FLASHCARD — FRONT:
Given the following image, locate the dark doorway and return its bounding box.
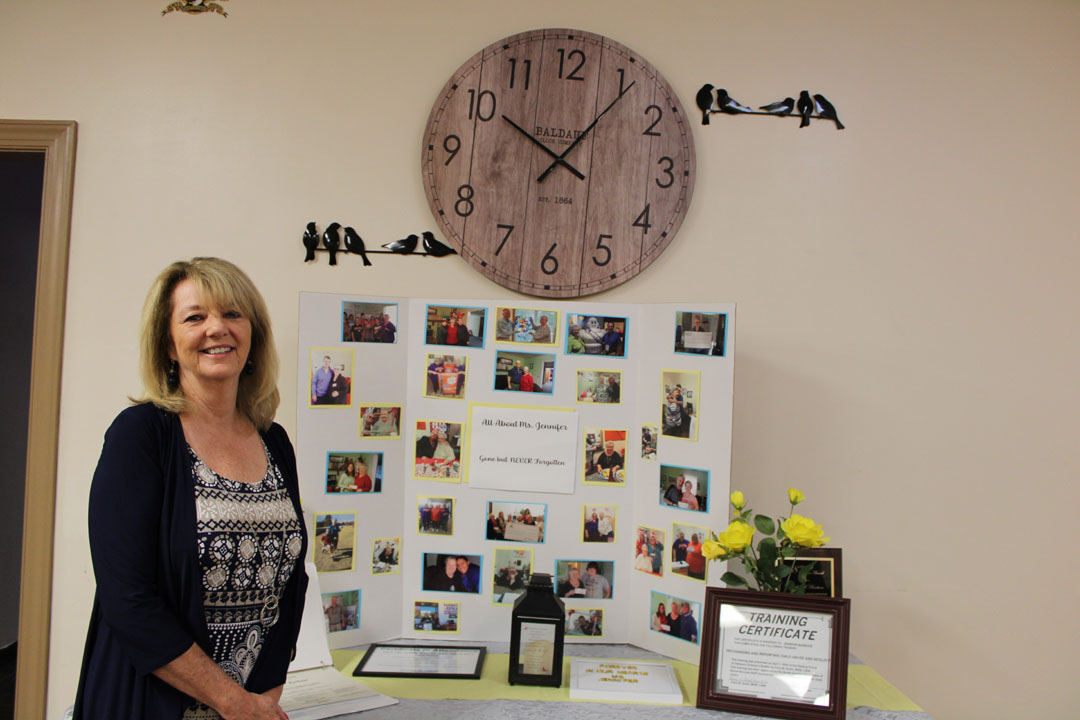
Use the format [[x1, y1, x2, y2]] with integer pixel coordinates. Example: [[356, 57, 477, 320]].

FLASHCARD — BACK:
[[0, 149, 45, 718]]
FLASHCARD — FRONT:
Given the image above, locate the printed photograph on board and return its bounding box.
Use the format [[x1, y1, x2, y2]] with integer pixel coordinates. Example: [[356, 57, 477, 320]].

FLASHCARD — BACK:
[[634, 526, 665, 577], [554, 560, 614, 600], [322, 589, 360, 633], [422, 552, 481, 594], [670, 522, 709, 582], [413, 420, 463, 481], [582, 504, 617, 543], [566, 314, 627, 357], [673, 311, 726, 356], [641, 424, 658, 460], [486, 500, 546, 543], [313, 513, 355, 573], [417, 496, 454, 536], [414, 601, 459, 633], [659, 464, 710, 513], [649, 590, 701, 644], [492, 547, 534, 605], [371, 537, 400, 576], [359, 405, 401, 438], [425, 304, 486, 348], [494, 306, 559, 345], [424, 353, 467, 399], [576, 370, 621, 404], [565, 608, 604, 637], [660, 369, 700, 440], [309, 348, 354, 407], [583, 428, 627, 485], [494, 350, 555, 393], [342, 301, 398, 343], [325, 452, 382, 494]]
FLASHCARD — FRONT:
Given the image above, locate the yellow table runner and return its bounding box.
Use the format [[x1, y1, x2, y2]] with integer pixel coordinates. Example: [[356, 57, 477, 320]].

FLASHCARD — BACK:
[[331, 650, 922, 711]]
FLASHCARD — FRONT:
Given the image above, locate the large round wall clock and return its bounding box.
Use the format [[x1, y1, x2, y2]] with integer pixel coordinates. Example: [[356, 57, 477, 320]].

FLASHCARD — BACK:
[[421, 28, 696, 298]]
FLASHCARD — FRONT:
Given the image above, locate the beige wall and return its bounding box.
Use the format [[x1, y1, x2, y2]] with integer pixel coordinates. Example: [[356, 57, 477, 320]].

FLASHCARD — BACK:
[[2, 1, 1078, 718]]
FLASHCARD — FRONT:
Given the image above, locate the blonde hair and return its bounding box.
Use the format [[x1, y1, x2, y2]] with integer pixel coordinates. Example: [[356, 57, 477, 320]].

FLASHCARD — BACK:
[[136, 257, 280, 430]]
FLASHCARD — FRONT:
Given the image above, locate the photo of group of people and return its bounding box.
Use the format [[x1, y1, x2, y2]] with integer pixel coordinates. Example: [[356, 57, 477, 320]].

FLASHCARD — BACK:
[[413, 420, 462, 480], [414, 601, 459, 633], [425, 354, 467, 399], [641, 424, 658, 460], [371, 537, 399, 575], [422, 553, 481, 593], [650, 591, 701, 644], [486, 501, 546, 543], [583, 429, 627, 484], [417, 496, 453, 536], [309, 349, 354, 406], [673, 311, 726, 356], [425, 305, 485, 348], [660, 369, 700, 440], [325, 452, 382, 494], [634, 526, 665, 577], [314, 513, 355, 573], [555, 560, 614, 599], [495, 306, 558, 345], [322, 589, 359, 633], [566, 315, 627, 357], [670, 522, 708, 581], [341, 302, 398, 343], [659, 464, 710, 513], [576, 370, 621, 404], [494, 351, 555, 393], [582, 504, 616, 543], [492, 547, 533, 604], [565, 608, 604, 637], [359, 405, 400, 437]]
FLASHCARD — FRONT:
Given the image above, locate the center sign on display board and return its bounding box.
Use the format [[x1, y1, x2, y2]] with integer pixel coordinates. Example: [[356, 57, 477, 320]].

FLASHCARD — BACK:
[[296, 293, 733, 666]]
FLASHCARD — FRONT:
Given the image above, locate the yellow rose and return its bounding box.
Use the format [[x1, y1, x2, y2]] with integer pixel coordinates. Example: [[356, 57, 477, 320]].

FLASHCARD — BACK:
[[787, 487, 805, 505], [702, 540, 727, 560], [718, 521, 755, 552], [730, 491, 745, 510], [781, 514, 829, 547]]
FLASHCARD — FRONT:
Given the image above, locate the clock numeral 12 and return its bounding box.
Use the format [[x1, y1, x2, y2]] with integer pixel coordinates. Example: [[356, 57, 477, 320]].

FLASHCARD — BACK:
[[556, 48, 586, 81], [507, 58, 531, 90]]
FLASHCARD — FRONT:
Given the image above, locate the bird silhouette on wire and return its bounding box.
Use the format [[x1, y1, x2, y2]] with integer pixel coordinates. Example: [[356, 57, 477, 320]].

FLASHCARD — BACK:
[[421, 231, 456, 257], [695, 83, 715, 125], [302, 222, 320, 262], [813, 94, 845, 130], [759, 97, 795, 116], [797, 91, 814, 128], [322, 222, 341, 266], [382, 234, 419, 254], [715, 88, 753, 114], [343, 226, 373, 266]]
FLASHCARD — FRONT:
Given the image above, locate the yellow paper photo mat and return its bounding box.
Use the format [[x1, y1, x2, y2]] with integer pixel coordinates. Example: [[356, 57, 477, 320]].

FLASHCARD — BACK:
[[370, 536, 401, 576], [660, 368, 701, 441], [491, 546, 534, 606], [423, 353, 468, 400], [307, 346, 355, 408], [493, 305, 560, 346], [312, 511, 356, 573], [412, 599, 461, 634], [581, 427, 628, 486]]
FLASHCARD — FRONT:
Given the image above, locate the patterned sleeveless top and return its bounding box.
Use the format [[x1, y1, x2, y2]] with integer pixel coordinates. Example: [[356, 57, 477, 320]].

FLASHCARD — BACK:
[[182, 442, 304, 719]]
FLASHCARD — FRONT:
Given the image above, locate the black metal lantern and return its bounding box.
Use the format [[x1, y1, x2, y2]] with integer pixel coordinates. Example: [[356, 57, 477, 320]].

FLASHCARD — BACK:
[[508, 572, 566, 686]]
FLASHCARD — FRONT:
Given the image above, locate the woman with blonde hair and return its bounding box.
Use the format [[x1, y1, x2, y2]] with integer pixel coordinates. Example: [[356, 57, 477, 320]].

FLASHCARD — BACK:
[[75, 258, 307, 720]]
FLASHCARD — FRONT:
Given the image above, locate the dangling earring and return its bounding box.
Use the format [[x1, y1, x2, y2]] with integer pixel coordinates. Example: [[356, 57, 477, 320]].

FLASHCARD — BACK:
[[244, 359, 255, 376], [167, 360, 180, 390]]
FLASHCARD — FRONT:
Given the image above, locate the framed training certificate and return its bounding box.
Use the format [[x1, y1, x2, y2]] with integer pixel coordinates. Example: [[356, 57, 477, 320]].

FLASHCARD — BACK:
[[696, 588, 850, 720]]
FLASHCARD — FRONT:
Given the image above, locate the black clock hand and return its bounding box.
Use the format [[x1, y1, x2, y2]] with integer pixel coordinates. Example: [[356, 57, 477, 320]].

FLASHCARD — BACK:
[[536, 80, 636, 183], [500, 115, 585, 180]]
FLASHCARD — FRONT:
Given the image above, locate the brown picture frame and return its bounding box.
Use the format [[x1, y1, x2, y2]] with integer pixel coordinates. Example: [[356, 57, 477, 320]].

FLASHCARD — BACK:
[[783, 547, 843, 598], [697, 587, 851, 720]]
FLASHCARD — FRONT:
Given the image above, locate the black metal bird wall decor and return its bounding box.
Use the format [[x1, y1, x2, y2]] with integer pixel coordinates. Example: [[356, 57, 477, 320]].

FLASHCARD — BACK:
[[301, 223, 457, 266], [696, 84, 846, 129]]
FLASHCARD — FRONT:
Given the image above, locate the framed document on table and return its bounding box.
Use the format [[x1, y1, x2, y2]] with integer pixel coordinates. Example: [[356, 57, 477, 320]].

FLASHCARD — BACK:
[[353, 644, 486, 679], [696, 587, 851, 720]]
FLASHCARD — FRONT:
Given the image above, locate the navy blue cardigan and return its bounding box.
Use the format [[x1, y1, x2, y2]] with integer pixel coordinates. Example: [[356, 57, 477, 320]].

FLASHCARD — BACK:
[[74, 403, 308, 719]]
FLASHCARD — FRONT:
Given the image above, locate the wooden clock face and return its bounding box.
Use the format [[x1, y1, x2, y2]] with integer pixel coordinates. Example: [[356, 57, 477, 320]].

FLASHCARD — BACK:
[[422, 28, 696, 298]]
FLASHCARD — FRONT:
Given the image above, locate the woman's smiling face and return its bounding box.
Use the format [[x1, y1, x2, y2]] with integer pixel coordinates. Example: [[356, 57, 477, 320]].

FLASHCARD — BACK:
[[169, 278, 251, 389]]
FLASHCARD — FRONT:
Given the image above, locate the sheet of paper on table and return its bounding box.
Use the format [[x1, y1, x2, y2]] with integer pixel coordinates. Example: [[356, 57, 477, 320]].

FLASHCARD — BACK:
[[281, 563, 398, 718], [569, 658, 683, 704]]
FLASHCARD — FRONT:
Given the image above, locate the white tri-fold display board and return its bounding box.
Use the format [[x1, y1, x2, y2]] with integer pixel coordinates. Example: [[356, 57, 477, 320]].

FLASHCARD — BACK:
[[297, 293, 733, 665]]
